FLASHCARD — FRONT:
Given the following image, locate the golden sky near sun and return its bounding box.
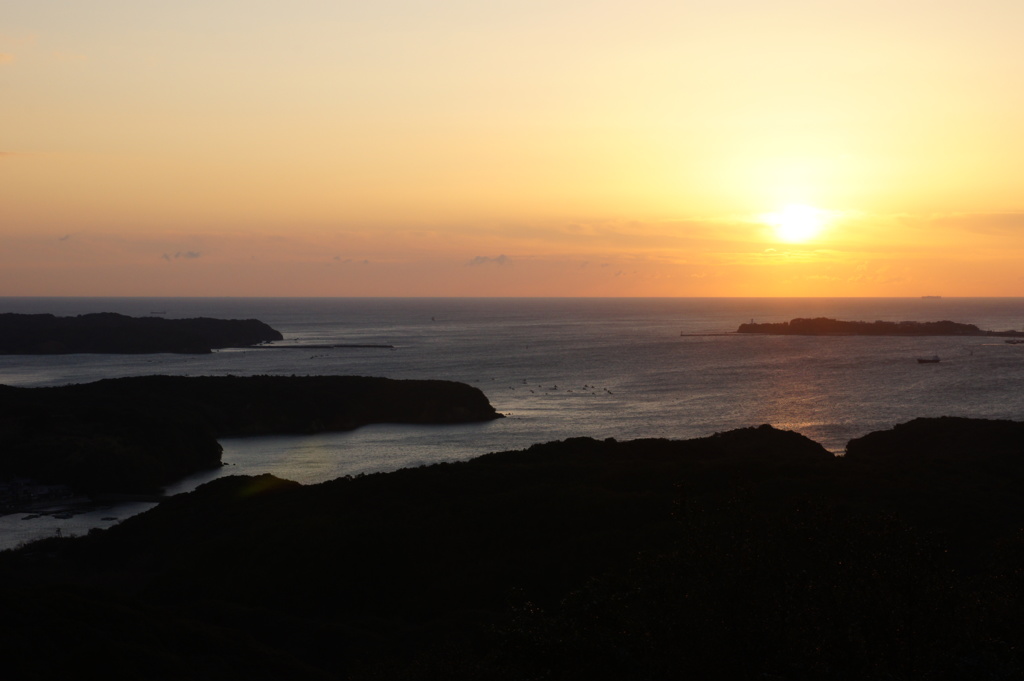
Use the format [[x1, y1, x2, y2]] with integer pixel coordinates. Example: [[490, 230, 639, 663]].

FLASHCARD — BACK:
[[3, 0, 1024, 296]]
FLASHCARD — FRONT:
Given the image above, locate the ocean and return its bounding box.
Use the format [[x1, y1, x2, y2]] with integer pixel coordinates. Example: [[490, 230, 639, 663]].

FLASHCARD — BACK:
[[2, 296, 1023, 549]]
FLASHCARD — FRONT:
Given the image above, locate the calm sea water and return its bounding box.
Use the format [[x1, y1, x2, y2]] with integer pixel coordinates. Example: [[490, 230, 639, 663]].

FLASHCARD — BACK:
[[2, 297, 1023, 548]]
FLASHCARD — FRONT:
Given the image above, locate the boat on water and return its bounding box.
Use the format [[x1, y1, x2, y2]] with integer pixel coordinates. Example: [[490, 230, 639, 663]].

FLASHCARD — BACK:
[[917, 355, 941, 364]]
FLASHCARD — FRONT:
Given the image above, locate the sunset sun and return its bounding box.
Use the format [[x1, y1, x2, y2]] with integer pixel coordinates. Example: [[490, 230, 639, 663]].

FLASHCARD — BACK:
[[762, 204, 829, 243]]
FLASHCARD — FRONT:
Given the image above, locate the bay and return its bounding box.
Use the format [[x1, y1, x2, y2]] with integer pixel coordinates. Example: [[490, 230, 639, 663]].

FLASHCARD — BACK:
[[2, 296, 1023, 549]]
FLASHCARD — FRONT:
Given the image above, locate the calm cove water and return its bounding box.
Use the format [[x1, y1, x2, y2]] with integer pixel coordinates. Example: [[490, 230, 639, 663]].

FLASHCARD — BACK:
[[2, 296, 1023, 549]]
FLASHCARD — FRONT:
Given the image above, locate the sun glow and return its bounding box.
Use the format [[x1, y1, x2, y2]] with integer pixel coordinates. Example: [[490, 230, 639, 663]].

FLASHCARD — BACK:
[[762, 204, 829, 243]]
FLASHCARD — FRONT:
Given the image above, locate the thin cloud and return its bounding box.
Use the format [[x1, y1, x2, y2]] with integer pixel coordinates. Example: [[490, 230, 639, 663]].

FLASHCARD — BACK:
[[467, 254, 509, 266], [162, 251, 202, 261], [927, 212, 1024, 236], [0, 54, 14, 65], [848, 262, 906, 285]]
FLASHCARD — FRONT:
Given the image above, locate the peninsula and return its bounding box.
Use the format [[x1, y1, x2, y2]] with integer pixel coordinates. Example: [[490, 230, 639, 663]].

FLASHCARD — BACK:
[[0, 375, 502, 494], [737, 316, 1024, 337], [0, 312, 283, 354]]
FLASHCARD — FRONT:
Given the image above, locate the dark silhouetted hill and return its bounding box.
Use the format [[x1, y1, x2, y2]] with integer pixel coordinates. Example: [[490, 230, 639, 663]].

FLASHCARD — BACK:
[[1, 418, 1022, 679], [0, 312, 283, 353]]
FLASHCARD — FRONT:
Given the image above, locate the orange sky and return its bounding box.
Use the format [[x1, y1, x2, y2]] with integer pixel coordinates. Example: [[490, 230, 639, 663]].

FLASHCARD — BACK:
[[3, 1, 1024, 297]]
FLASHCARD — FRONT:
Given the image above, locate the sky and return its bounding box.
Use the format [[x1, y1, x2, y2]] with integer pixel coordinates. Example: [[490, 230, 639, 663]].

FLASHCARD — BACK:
[[3, 0, 1024, 297]]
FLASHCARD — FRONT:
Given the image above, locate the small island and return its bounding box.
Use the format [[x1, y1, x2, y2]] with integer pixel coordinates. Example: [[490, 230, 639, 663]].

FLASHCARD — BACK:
[[0, 312, 284, 354], [737, 316, 1024, 337]]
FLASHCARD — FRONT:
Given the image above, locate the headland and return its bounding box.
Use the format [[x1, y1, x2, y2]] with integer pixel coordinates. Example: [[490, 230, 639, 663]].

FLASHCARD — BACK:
[[0, 375, 502, 495], [0, 312, 284, 354]]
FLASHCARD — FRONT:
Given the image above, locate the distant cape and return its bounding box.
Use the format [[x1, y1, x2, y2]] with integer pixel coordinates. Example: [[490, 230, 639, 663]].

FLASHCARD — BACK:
[[737, 317, 1024, 337], [0, 312, 283, 354]]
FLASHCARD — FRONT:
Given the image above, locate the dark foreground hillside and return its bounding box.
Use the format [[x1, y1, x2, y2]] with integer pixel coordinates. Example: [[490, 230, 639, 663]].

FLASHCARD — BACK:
[[1, 417, 1023, 680]]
